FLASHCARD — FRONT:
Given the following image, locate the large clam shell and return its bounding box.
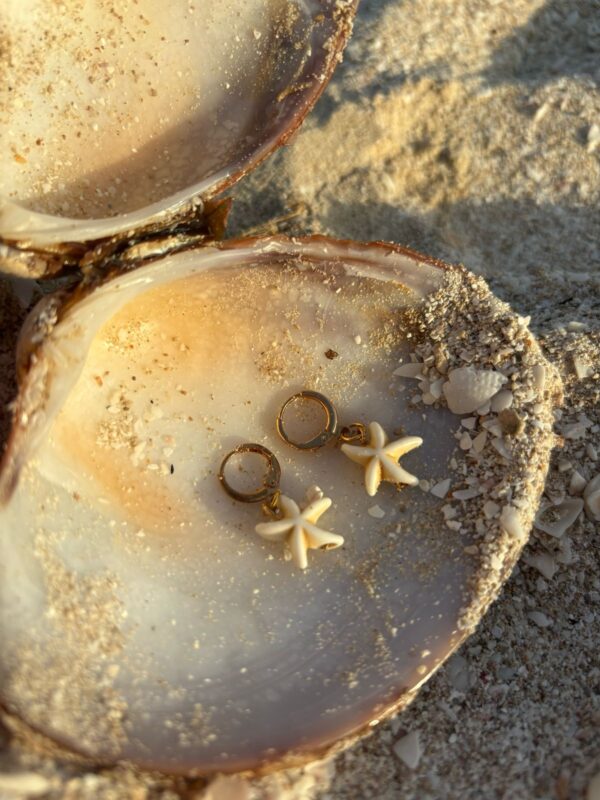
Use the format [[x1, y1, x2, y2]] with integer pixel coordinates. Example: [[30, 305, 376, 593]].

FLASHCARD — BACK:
[[0, 237, 559, 773], [0, 0, 356, 272]]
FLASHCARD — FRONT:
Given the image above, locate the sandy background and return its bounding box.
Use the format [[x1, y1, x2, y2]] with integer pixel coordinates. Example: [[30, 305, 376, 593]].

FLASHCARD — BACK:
[[0, 0, 599, 798]]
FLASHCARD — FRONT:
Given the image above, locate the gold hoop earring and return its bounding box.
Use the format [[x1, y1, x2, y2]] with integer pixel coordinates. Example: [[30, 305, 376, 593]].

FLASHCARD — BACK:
[[276, 390, 423, 497], [218, 443, 343, 570]]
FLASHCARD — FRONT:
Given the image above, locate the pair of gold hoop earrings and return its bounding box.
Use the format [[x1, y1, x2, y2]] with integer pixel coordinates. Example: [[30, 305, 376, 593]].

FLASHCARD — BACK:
[[218, 390, 423, 570]]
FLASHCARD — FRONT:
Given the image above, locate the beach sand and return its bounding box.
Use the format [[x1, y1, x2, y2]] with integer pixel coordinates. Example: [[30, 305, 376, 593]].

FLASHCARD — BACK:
[[0, 0, 598, 797]]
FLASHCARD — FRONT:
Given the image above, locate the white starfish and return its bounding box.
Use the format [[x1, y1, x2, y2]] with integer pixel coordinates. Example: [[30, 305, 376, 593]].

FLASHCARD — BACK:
[[255, 494, 344, 570], [341, 421, 423, 497]]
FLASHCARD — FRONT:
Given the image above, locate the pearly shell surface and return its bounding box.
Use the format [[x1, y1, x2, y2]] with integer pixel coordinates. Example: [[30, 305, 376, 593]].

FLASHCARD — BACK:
[[0, 238, 558, 774]]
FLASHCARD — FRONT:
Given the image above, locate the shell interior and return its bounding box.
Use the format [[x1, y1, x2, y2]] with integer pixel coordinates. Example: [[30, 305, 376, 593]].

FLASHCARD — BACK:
[[0, 239, 556, 773], [0, 0, 353, 244]]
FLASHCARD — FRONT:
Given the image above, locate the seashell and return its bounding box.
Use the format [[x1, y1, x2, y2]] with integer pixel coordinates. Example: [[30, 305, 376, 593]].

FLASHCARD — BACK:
[[499, 505, 525, 539], [0, 0, 561, 779], [393, 363, 426, 379], [583, 474, 600, 520], [0, 0, 357, 276], [490, 389, 514, 413], [534, 498, 584, 538], [522, 551, 558, 581], [442, 367, 508, 415], [430, 479, 451, 498], [393, 730, 422, 769], [569, 470, 587, 496], [0, 237, 560, 775]]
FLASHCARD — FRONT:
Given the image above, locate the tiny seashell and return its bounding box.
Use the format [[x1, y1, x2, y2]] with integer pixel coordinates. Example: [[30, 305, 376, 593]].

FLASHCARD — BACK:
[[499, 505, 524, 539], [368, 505, 386, 519], [491, 438, 511, 460], [534, 498, 584, 537], [583, 474, 600, 520], [429, 378, 444, 399], [393, 363, 426, 379], [522, 551, 558, 580], [393, 730, 422, 769], [459, 433, 472, 450], [442, 367, 508, 415], [490, 389, 513, 413], [483, 500, 500, 519], [482, 419, 503, 437], [531, 364, 546, 393], [452, 487, 480, 500], [472, 430, 487, 453], [430, 478, 451, 498], [568, 470, 587, 496]]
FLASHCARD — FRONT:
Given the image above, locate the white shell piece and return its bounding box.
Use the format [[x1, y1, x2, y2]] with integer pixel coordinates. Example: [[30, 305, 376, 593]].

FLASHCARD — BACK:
[[442, 367, 508, 415], [532, 364, 546, 393], [393, 363, 425, 379], [522, 551, 558, 581], [490, 390, 514, 413], [499, 505, 525, 539], [430, 479, 451, 499], [569, 470, 587, 496], [393, 731, 422, 769], [534, 498, 584, 538]]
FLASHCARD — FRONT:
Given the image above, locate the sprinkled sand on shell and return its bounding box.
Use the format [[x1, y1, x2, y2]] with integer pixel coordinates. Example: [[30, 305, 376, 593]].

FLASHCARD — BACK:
[[1, 0, 599, 798]]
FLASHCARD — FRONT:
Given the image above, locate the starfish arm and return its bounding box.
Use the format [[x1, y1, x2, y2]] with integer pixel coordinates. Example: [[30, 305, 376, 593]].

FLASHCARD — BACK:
[[303, 522, 344, 551], [384, 435, 423, 459], [302, 496, 332, 523], [278, 494, 301, 517], [381, 456, 419, 486], [255, 519, 293, 541], [369, 421, 388, 449], [340, 443, 374, 465], [365, 456, 382, 496], [289, 525, 308, 570]]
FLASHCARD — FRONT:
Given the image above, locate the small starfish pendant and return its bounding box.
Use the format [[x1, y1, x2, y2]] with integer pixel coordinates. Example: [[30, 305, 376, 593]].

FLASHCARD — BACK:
[[341, 421, 422, 497], [255, 494, 343, 570]]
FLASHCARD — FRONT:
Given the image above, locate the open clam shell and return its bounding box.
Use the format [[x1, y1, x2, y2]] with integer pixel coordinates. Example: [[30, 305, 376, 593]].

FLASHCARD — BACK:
[[0, 0, 356, 271], [0, 237, 559, 774]]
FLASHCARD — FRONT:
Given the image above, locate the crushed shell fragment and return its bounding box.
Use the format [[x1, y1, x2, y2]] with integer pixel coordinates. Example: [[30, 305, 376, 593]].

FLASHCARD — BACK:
[[442, 367, 508, 415]]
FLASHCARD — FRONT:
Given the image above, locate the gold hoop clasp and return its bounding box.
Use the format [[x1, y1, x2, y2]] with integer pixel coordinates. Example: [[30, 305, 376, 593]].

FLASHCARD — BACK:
[[276, 390, 339, 450], [218, 443, 282, 504]]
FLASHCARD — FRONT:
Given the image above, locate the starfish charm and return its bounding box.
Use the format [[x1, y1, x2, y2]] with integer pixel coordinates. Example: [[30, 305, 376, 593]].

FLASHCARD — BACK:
[[255, 494, 343, 570], [341, 421, 423, 496]]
